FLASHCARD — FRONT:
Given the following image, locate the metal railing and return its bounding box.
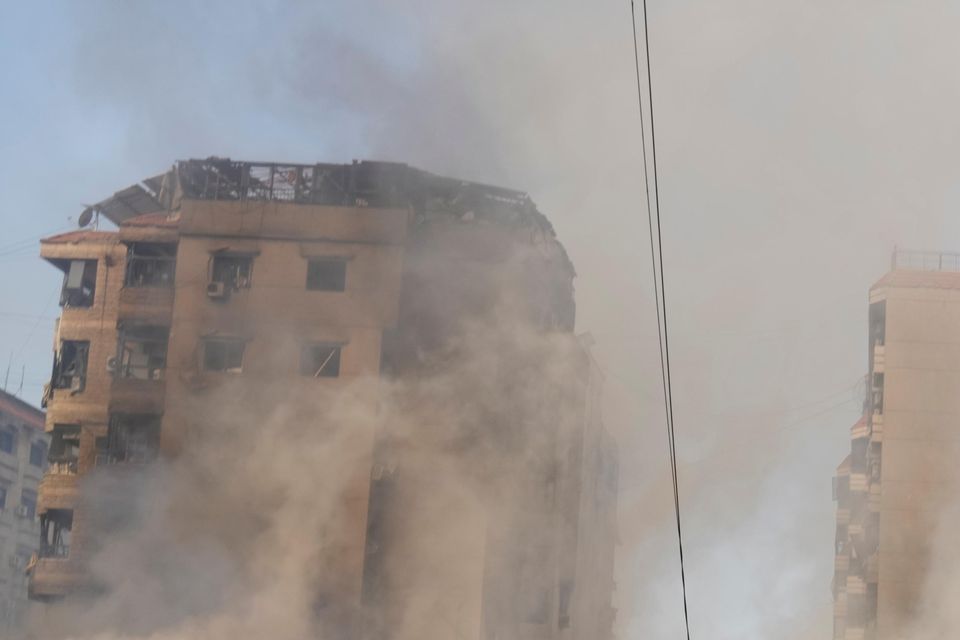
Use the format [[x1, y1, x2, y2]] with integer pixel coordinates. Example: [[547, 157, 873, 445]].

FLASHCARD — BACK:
[[892, 249, 960, 272], [47, 459, 78, 475]]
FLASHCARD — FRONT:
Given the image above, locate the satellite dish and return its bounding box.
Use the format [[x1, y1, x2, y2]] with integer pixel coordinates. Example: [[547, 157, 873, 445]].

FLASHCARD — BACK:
[[78, 206, 95, 228]]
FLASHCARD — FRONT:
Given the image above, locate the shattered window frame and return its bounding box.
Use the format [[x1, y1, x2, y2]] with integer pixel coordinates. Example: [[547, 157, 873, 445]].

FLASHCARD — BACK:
[[58, 259, 98, 308], [300, 344, 342, 378], [98, 414, 161, 465], [305, 258, 347, 292], [39, 508, 73, 559], [124, 243, 177, 288], [203, 338, 246, 373], [210, 254, 254, 290], [49, 424, 80, 475], [52, 340, 90, 392], [116, 324, 169, 380]]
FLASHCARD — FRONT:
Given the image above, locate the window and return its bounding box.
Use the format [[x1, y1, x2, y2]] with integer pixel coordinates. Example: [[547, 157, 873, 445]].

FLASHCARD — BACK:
[[306, 259, 347, 291], [300, 344, 341, 378], [98, 414, 160, 465], [203, 339, 246, 373], [116, 325, 169, 380], [211, 255, 253, 290], [20, 490, 36, 519], [0, 428, 15, 454], [29, 442, 46, 467], [39, 509, 72, 558], [125, 243, 176, 287], [52, 340, 90, 392], [58, 259, 97, 308], [49, 425, 80, 475], [0, 486, 7, 509]]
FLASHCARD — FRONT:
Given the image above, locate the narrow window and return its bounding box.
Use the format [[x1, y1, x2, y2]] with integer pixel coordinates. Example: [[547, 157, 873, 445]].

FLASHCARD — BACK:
[[203, 339, 246, 373], [39, 509, 73, 558], [0, 486, 7, 509], [300, 345, 342, 378], [52, 340, 90, 392], [29, 442, 46, 467], [0, 428, 15, 454], [59, 259, 97, 308], [306, 259, 347, 291], [125, 243, 176, 287], [49, 425, 80, 475], [116, 325, 169, 380], [20, 490, 36, 519], [211, 255, 253, 290]]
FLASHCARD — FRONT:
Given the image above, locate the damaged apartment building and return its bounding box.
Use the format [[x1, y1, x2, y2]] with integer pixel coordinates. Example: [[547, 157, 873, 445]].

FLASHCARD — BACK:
[[30, 158, 618, 640], [832, 250, 960, 640]]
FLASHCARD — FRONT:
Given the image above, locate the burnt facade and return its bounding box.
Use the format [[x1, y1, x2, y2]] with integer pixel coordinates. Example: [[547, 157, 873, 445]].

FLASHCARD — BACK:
[[30, 158, 617, 639]]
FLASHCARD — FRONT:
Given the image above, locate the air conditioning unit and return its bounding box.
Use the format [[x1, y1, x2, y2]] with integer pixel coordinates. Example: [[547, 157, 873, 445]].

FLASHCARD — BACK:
[[206, 281, 228, 299], [106, 356, 118, 374], [14, 505, 30, 518]]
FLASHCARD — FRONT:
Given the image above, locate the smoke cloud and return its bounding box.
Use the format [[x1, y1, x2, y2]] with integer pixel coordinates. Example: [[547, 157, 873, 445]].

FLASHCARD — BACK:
[[6, 0, 960, 637]]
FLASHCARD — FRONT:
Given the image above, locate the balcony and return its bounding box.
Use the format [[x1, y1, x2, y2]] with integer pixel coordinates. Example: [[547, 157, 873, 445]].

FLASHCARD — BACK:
[[872, 344, 885, 372], [836, 508, 851, 526], [846, 575, 866, 595], [870, 414, 883, 443], [849, 473, 868, 493], [835, 554, 850, 573], [39, 470, 79, 511]]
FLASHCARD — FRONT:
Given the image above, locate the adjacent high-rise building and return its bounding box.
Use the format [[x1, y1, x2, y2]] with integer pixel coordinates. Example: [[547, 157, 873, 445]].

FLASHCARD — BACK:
[[0, 389, 46, 633], [832, 249, 960, 639], [28, 158, 618, 640]]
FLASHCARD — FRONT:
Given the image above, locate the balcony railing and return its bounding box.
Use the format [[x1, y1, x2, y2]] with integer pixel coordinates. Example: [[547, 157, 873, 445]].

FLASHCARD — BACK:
[[892, 249, 960, 272], [47, 459, 78, 475]]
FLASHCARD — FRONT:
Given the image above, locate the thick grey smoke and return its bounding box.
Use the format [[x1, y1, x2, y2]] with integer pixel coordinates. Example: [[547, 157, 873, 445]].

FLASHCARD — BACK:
[[15, 0, 960, 637]]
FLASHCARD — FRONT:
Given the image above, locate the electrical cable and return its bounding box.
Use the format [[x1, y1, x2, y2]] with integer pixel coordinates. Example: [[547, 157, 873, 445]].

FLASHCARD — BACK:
[[630, 2, 692, 638]]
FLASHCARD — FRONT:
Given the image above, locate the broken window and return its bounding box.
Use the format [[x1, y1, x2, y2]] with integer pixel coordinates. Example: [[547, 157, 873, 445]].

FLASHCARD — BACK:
[[306, 259, 347, 291], [210, 255, 253, 290], [29, 442, 46, 468], [49, 425, 80, 475], [0, 427, 15, 455], [39, 509, 72, 558], [20, 490, 36, 519], [125, 243, 176, 287], [97, 414, 160, 465], [203, 339, 246, 373], [300, 344, 342, 377], [116, 325, 168, 380], [57, 259, 97, 308], [52, 340, 89, 392]]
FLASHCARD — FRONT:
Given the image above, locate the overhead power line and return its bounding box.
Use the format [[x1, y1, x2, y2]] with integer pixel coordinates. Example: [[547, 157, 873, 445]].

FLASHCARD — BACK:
[[629, 2, 692, 639]]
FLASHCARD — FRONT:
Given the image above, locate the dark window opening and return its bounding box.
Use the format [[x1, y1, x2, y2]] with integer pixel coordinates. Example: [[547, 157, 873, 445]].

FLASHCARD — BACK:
[[306, 259, 347, 291], [872, 372, 884, 414], [39, 509, 73, 558], [203, 339, 246, 373], [29, 442, 46, 468], [116, 325, 169, 380], [20, 490, 36, 520], [0, 486, 6, 509], [49, 425, 80, 475], [0, 428, 15, 455], [125, 243, 176, 288], [300, 345, 342, 377], [52, 340, 89, 392], [210, 255, 253, 290], [558, 581, 573, 629], [97, 414, 160, 465], [57, 259, 97, 308]]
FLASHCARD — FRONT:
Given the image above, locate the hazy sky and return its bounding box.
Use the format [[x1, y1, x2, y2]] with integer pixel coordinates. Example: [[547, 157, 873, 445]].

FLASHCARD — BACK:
[[2, 2, 959, 638]]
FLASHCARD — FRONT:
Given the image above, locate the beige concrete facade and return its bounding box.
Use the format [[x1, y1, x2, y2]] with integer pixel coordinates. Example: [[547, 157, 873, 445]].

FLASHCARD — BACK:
[[28, 159, 618, 640], [832, 252, 960, 639]]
